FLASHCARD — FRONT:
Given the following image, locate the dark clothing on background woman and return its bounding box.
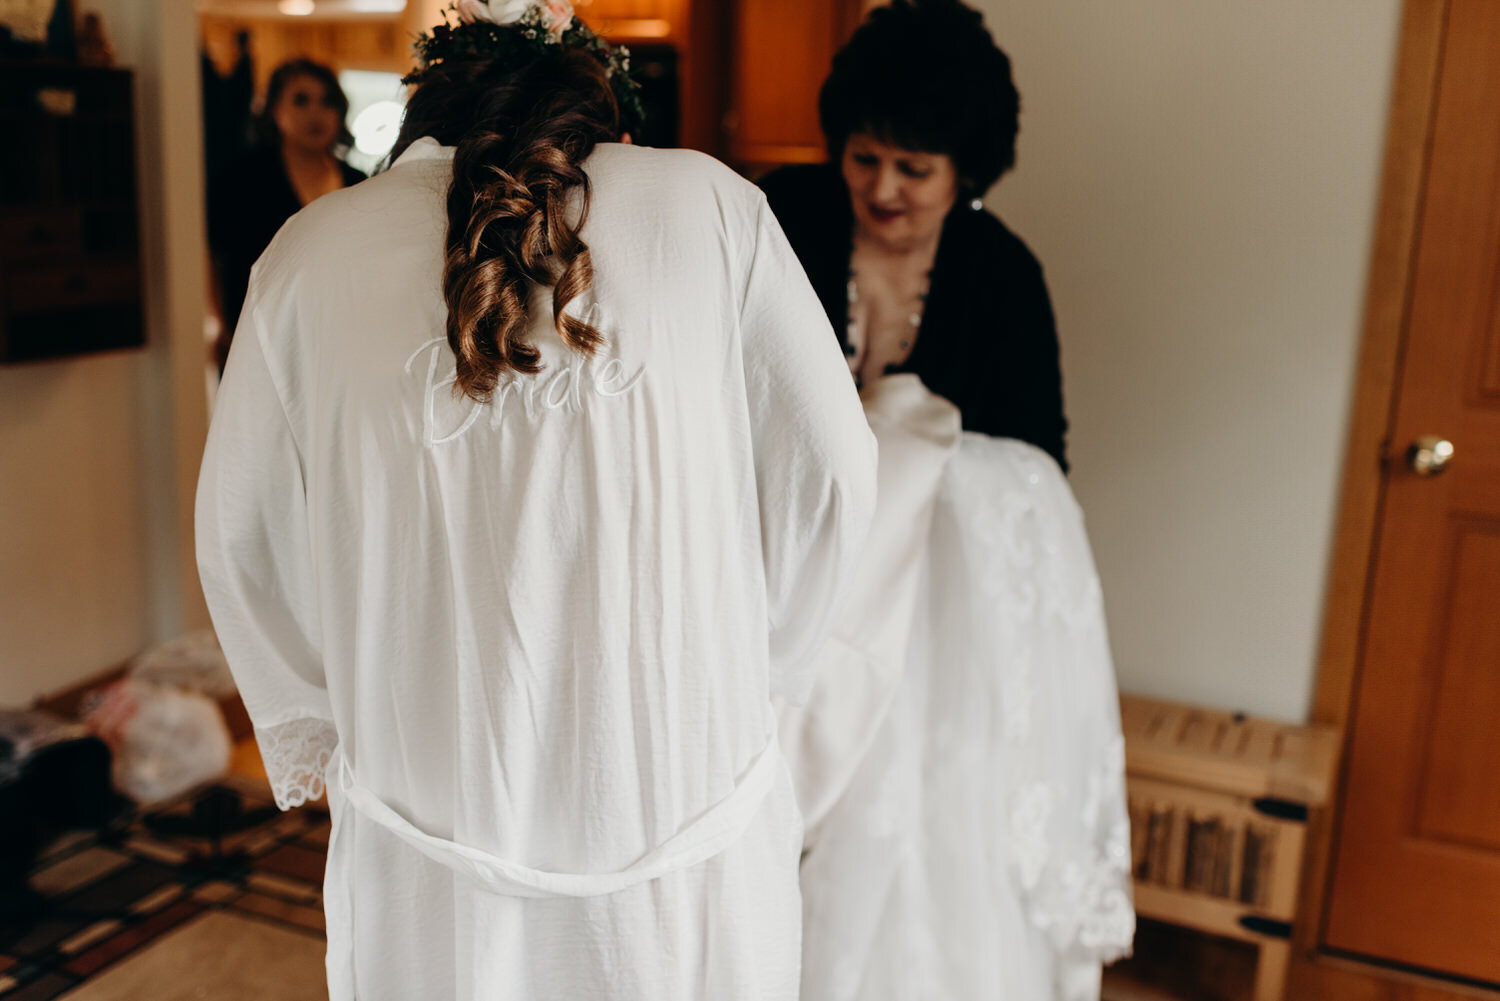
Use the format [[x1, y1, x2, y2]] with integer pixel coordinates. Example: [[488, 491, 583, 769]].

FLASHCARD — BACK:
[[208, 146, 365, 337], [760, 162, 1068, 472], [201, 43, 254, 178]]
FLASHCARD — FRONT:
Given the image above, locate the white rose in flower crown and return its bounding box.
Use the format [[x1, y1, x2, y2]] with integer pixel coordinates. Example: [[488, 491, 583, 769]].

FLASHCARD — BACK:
[[454, 0, 524, 25], [455, 0, 574, 39]]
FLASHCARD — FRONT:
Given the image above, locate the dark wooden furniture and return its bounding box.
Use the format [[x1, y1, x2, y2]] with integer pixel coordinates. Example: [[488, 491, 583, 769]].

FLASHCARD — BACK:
[[0, 62, 144, 363], [726, 0, 865, 170]]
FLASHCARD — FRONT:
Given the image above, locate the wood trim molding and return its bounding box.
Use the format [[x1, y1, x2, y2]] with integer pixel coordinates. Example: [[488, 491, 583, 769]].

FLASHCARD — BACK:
[[1289, 950, 1500, 1001], [1309, 0, 1448, 732], [1292, 2, 1473, 996]]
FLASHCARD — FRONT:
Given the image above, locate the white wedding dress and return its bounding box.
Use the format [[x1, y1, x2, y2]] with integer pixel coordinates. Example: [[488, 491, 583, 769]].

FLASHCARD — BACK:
[[782, 375, 1135, 1001]]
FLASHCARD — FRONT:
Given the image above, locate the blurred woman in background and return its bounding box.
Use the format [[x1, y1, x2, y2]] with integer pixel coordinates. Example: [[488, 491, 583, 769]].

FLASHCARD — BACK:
[[763, 3, 1135, 998], [208, 57, 364, 371]]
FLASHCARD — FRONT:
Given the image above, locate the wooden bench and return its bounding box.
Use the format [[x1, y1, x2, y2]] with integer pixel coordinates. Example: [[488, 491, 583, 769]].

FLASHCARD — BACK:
[[1118, 695, 1341, 1001]]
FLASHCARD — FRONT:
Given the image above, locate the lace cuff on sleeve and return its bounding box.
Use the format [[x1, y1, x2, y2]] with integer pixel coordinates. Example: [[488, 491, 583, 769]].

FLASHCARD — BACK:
[[255, 717, 338, 810]]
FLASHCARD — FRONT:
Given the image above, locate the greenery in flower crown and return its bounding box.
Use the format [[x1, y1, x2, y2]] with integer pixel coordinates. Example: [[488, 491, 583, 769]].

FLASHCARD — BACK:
[[404, 3, 646, 137]]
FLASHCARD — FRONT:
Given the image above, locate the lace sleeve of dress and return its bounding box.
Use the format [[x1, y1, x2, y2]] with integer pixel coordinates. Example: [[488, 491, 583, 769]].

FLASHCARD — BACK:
[[255, 717, 338, 810]]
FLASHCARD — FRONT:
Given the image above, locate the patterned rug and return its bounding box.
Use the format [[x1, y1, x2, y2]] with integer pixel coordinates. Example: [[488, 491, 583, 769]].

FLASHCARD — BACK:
[[0, 775, 329, 1001], [1, 771, 1235, 1001]]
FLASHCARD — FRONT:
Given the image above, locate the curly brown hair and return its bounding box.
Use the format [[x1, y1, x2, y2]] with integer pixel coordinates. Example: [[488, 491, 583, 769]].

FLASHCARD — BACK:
[[392, 44, 621, 402]]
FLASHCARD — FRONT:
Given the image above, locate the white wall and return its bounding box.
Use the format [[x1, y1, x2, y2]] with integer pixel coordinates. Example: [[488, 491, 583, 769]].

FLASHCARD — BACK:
[[974, 0, 1403, 721], [0, 0, 210, 705], [0, 358, 154, 702]]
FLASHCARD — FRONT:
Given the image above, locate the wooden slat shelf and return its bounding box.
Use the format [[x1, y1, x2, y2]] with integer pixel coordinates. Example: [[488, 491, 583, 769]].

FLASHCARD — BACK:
[[1121, 695, 1341, 803], [1120, 694, 1342, 1001]]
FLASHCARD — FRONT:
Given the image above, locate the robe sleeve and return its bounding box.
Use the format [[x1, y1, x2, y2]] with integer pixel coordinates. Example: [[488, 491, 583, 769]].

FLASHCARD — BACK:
[[739, 197, 878, 706], [196, 304, 335, 810]]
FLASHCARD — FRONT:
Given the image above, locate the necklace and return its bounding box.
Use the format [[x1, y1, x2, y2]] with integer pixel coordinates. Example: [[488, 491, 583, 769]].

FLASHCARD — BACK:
[[843, 266, 931, 377]]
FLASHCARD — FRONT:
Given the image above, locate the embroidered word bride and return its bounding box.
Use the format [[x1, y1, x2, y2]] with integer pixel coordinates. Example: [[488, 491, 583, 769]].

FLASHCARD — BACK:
[[405, 333, 645, 447]]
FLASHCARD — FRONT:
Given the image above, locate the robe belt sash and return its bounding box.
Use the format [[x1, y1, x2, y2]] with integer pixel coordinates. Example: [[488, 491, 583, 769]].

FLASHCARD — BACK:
[[333, 726, 783, 899]]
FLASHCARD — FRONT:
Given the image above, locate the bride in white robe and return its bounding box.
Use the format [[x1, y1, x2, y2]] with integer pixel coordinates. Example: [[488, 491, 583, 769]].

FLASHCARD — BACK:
[[196, 62, 877, 1001], [783, 374, 1135, 1001]]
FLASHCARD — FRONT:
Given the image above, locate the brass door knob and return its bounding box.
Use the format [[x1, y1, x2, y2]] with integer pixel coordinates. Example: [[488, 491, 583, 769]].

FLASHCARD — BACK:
[[1406, 436, 1454, 476]]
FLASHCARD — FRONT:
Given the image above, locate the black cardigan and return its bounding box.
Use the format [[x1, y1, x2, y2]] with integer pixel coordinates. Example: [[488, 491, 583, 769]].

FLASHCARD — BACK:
[[760, 163, 1068, 472], [209, 146, 366, 338]]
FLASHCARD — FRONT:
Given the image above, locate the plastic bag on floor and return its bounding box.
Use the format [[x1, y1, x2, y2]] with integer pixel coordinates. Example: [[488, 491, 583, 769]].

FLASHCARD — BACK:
[[127, 630, 237, 700], [83, 680, 232, 805]]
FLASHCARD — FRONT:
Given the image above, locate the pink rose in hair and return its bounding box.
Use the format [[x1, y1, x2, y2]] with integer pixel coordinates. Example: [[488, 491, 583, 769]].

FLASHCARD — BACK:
[[543, 0, 574, 37]]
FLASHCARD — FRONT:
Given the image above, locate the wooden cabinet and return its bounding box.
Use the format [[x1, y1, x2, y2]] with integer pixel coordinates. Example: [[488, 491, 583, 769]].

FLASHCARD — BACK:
[[580, 0, 866, 168], [0, 63, 144, 363], [579, 0, 867, 165], [576, 0, 682, 36], [727, 0, 864, 169]]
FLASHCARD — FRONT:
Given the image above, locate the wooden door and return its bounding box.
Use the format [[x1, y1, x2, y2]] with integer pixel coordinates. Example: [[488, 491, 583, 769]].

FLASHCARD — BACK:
[[1323, 0, 1500, 983]]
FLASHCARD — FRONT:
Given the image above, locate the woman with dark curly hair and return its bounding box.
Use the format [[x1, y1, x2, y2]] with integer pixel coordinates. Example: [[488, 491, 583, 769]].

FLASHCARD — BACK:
[[196, 3, 876, 998], [767, 3, 1134, 999], [760, 0, 1066, 471], [207, 58, 365, 370]]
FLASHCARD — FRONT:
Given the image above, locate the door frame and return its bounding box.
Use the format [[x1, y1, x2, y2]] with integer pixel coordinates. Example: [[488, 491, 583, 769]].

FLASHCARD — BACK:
[[1291, 0, 1500, 995]]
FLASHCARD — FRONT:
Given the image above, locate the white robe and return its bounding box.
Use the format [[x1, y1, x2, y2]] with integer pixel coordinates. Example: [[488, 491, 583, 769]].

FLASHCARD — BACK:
[[196, 138, 877, 1001], [786, 377, 1135, 1001]]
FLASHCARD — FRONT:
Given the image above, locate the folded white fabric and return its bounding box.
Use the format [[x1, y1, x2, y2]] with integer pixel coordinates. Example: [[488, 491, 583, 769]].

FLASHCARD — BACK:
[[779, 374, 961, 841]]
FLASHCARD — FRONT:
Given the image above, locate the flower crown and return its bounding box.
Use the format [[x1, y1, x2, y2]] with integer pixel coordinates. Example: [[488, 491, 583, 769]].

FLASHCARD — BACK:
[[405, 0, 645, 137]]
